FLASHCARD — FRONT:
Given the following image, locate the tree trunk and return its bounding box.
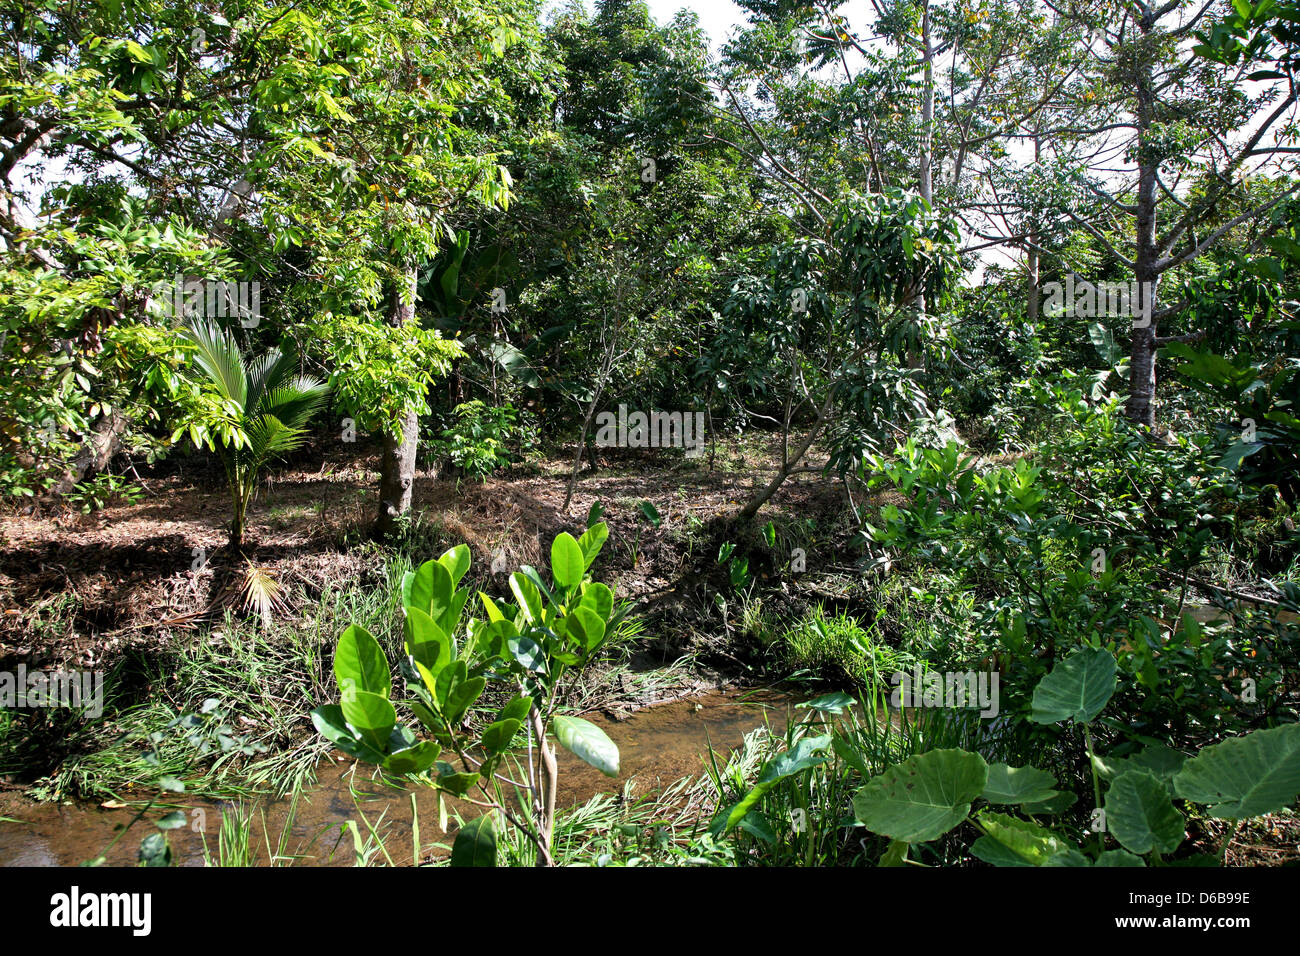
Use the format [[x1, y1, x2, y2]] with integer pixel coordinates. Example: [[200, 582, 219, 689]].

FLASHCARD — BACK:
[[375, 267, 420, 538], [738, 398, 831, 520], [529, 705, 557, 867], [909, 2, 935, 373], [1126, 20, 1160, 430], [51, 408, 127, 495], [1026, 132, 1041, 324]]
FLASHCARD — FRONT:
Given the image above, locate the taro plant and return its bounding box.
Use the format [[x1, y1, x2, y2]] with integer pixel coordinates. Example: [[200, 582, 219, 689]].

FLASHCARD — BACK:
[[849, 645, 1300, 867], [311, 517, 623, 866]]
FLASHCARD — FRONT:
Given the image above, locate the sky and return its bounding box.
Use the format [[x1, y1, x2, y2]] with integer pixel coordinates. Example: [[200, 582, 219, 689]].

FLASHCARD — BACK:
[[643, 0, 748, 49]]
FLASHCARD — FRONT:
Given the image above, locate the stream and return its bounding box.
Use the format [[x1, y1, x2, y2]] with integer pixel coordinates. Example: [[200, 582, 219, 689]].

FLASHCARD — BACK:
[[0, 687, 800, 867]]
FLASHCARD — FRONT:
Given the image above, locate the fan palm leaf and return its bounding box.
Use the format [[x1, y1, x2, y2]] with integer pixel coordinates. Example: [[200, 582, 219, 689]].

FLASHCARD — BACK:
[[181, 319, 329, 550]]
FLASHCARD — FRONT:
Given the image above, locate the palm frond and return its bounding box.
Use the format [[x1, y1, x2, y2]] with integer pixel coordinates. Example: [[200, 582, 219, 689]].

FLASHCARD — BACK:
[[237, 560, 285, 628], [246, 413, 309, 463], [183, 319, 248, 409], [246, 342, 305, 413], [261, 376, 331, 431]]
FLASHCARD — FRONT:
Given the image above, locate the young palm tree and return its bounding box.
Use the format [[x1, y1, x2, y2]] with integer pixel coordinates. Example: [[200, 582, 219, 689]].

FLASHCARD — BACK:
[[182, 319, 330, 551]]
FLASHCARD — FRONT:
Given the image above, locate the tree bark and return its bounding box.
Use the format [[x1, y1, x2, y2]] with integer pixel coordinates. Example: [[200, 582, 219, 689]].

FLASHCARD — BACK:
[[528, 705, 557, 867], [375, 267, 420, 538], [1126, 15, 1160, 430], [51, 408, 127, 496]]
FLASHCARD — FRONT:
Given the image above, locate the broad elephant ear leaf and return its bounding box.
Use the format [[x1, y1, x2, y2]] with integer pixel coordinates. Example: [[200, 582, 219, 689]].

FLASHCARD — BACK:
[[970, 812, 1070, 866], [1173, 724, 1300, 819], [853, 749, 988, 844], [981, 764, 1060, 806], [1030, 646, 1116, 724], [1105, 769, 1186, 855]]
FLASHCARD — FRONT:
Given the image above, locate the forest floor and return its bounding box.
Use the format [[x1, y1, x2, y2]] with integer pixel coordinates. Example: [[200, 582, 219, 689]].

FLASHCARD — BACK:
[[0, 433, 854, 690]]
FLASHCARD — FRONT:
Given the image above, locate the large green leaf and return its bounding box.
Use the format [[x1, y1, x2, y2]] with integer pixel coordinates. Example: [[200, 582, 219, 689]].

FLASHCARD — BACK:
[[509, 571, 542, 624], [404, 607, 451, 676], [450, 814, 497, 867], [1173, 724, 1300, 819], [340, 690, 396, 753], [552, 714, 619, 777], [578, 581, 613, 623], [1093, 744, 1186, 793], [382, 740, 441, 775], [438, 544, 471, 586], [334, 624, 391, 698], [1106, 769, 1186, 855], [1030, 646, 1116, 724], [970, 812, 1069, 866], [566, 605, 606, 653], [981, 764, 1060, 806], [550, 532, 585, 590], [853, 749, 988, 843], [311, 704, 385, 762]]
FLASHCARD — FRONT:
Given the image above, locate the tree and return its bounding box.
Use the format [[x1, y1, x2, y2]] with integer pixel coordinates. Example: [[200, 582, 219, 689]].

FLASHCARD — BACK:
[[178, 320, 328, 551]]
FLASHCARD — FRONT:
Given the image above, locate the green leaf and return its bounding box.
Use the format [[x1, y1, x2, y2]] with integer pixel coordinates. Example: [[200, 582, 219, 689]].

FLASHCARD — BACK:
[[507, 633, 546, 674], [404, 607, 451, 676], [312, 704, 385, 762], [438, 544, 471, 586], [138, 832, 171, 867], [1030, 646, 1116, 724], [552, 714, 619, 777], [1173, 724, 1300, 819], [1021, 790, 1078, 815], [801, 691, 855, 715], [576, 522, 608, 569], [550, 532, 585, 590], [340, 690, 396, 753], [155, 811, 187, 830], [497, 695, 533, 725], [334, 624, 391, 698], [1042, 849, 1094, 867], [450, 814, 497, 867], [435, 765, 481, 796], [382, 740, 441, 775], [972, 811, 1070, 866], [481, 718, 521, 754], [1106, 769, 1186, 855], [853, 749, 988, 843], [566, 605, 606, 652], [434, 660, 485, 724], [981, 764, 1060, 805], [578, 581, 614, 622], [1096, 850, 1146, 867], [1093, 744, 1186, 793], [637, 500, 661, 527], [713, 736, 831, 834], [509, 571, 542, 624]]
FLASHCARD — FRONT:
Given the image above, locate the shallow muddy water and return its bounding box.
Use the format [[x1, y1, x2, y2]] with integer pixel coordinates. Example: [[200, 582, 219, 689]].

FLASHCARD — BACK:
[[0, 687, 800, 867]]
